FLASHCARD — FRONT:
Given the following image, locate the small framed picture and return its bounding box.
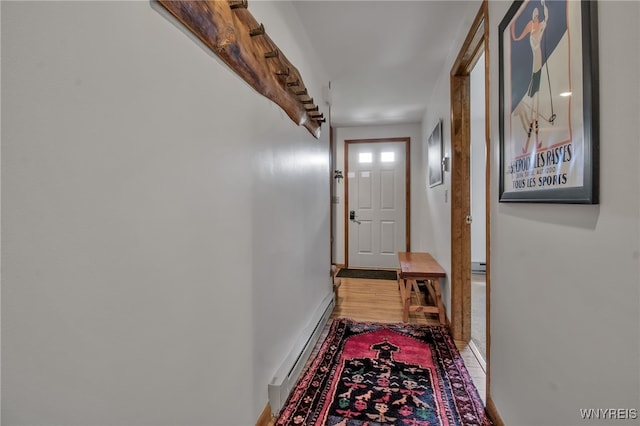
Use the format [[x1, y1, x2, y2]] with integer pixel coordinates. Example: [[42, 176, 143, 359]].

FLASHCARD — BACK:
[[499, 0, 599, 203], [427, 120, 443, 188]]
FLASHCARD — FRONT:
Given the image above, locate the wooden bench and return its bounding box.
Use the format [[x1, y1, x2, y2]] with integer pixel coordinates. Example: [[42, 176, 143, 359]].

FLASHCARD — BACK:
[[397, 252, 447, 323]]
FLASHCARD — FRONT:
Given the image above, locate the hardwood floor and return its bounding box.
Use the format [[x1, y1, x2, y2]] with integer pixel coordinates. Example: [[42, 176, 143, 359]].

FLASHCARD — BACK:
[[263, 275, 486, 425]]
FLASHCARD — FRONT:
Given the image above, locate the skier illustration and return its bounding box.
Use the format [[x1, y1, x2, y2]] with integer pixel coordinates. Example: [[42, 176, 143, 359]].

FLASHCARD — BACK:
[[511, 0, 552, 153]]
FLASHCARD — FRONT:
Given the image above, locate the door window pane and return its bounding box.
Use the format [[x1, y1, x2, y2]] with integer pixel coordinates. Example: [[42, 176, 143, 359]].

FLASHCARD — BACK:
[[381, 151, 395, 162], [359, 152, 373, 163]]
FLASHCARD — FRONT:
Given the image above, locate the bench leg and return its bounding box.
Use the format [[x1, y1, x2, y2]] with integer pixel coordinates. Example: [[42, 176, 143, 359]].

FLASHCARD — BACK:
[[411, 280, 423, 306], [432, 279, 446, 324], [401, 279, 411, 322]]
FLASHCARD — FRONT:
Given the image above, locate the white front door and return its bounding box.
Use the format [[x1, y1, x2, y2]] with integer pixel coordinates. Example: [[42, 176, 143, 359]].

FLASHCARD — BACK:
[[347, 140, 407, 269]]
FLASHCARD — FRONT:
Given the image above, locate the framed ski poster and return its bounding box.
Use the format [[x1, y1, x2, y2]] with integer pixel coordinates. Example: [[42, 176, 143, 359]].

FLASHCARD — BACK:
[[499, 0, 599, 203]]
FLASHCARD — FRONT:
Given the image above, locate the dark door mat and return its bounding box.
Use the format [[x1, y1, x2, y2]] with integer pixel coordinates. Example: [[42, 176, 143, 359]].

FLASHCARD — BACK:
[[336, 268, 398, 280]]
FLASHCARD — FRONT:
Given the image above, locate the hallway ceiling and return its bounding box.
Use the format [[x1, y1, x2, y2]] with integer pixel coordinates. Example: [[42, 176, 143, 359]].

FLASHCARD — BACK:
[[291, 0, 482, 127]]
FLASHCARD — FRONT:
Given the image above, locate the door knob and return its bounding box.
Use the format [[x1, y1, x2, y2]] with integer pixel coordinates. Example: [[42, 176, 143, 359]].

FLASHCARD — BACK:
[[349, 210, 361, 224]]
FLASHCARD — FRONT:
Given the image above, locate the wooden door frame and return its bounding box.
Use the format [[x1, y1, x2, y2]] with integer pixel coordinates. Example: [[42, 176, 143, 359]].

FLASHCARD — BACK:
[[344, 137, 411, 268], [450, 0, 488, 345], [450, 0, 488, 343], [450, 1, 498, 421]]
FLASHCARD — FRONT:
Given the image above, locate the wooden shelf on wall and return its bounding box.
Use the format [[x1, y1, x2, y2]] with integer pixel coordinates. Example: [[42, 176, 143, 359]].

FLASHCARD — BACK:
[[158, 0, 325, 138]]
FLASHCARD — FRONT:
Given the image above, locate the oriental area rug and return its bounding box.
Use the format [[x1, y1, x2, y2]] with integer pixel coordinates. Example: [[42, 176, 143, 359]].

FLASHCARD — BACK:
[[275, 318, 491, 426]]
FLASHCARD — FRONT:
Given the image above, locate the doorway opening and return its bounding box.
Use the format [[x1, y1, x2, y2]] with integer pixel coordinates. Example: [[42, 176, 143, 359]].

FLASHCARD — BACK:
[[470, 52, 487, 369], [450, 0, 491, 405]]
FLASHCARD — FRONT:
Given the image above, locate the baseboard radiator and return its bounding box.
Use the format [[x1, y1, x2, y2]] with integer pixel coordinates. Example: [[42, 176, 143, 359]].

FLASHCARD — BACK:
[[268, 291, 335, 416]]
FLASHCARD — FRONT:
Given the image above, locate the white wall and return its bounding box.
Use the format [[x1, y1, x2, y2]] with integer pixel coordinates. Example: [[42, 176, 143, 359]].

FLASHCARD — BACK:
[[1, 2, 331, 425], [487, 1, 640, 425], [332, 123, 424, 266], [419, 2, 640, 424]]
